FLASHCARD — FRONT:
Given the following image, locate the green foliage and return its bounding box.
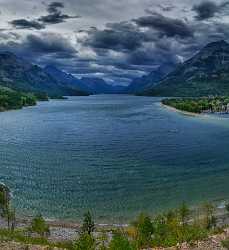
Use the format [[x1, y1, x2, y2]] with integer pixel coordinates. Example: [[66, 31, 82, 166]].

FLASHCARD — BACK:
[[151, 211, 208, 247], [202, 202, 216, 230], [222, 238, 229, 249], [179, 202, 190, 226], [132, 213, 154, 248], [0, 87, 37, 111], [5, 207, 16, 231], [82, 211, 95, 235], [34, 92, 49, 101], [74, 233, 96, 250], [0, 190, 8, 216], [0, 185, 16, 231], [0, 203, 222, 249], [29, 214, 50, 237], [162, 96, 229, 114], [109, 231, 137, 250]]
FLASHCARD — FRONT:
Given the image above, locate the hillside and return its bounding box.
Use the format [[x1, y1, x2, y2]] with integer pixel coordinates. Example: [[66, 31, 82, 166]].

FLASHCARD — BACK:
[[0, 86, 36, 111], [143, 40, 229, 97], [126, 64, 175, 94], [45, 65, 126, 94], [0, 52, 88, 97], [44, 65, 92, 94]]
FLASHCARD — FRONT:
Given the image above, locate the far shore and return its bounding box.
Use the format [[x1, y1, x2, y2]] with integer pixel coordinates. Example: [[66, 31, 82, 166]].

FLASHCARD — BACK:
[[161, 102, 204, 117]]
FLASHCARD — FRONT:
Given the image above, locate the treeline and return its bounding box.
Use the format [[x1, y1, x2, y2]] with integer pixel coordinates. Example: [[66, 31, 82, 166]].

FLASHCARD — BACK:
[[1, 185, 229, 249], [0, 85, 70, 112], [0, 87, 37, 111], [162, 97, 229, 114]]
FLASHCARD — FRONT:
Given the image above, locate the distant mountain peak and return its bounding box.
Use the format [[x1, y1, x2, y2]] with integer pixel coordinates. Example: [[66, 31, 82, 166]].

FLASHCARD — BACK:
[[142, 40, 229, 97], [0, 52, 88, 96]]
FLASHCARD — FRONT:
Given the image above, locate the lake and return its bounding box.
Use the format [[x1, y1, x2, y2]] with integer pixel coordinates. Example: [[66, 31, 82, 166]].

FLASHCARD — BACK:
[[1, 95, 229, 223]]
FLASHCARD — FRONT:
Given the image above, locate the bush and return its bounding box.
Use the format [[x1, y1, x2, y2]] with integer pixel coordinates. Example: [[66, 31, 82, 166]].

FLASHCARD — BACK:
[[109, 231, 137, 250], [222, 239, 229, 249], [132, 213, 154, 248], [82, 211, 95, 235], [29, 214, 50, 237], [74, 233, 96, 250]]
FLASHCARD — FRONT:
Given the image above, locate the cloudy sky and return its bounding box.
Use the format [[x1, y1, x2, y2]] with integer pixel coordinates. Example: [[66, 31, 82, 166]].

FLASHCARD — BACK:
[[1, 0, 229, 85]]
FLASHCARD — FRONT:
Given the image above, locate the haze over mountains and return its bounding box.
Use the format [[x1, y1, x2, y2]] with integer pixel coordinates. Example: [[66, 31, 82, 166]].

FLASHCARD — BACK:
[[0, 51, 126, 96], [1, 40, 229, 97], [45, 65, 126, 94]]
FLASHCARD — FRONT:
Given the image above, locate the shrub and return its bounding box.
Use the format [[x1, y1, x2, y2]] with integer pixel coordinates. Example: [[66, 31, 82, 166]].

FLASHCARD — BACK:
[[132, 213, 154, 248], [74, 233, 96, 250], [109, 231, 137, 250], [29, 214, 50, 237], [82, 211, 95, 235], [179, 202, 190, 226], [222, 239, 229, 249]]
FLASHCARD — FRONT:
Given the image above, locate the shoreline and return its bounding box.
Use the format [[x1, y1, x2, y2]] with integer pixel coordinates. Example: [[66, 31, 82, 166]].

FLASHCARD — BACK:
[[0, 202, 227, 242], [161, 102, 203, 117]]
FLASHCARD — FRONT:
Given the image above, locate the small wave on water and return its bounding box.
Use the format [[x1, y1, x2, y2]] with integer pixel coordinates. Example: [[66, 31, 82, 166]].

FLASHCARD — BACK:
[[1, 95, 229, 223]]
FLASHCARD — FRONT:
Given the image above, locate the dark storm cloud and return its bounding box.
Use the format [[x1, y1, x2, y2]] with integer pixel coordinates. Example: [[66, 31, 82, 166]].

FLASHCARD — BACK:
[[193, 1, 229, 20], [10, 19, 45, 30], [38, 13, 79, 24], [39, 1, 80, 24], [5, 0, 229, 85], [79, 12, 197, 82], [0, 33, 77, 64], [133, 13, 193, 38], [84, 22, 145, 51], [9, 1, 80, 30], [24, 33, 76, 57], [47, 2, 64, 13]]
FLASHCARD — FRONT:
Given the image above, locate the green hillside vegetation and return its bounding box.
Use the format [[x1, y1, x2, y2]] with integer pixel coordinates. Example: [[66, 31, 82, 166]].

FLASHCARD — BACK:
[[142, 41, 229, 97], [145, 79, 229, 97], [0, 86, 37, 111], [1, 185, 229, 250], [162, 97, 229, 114]]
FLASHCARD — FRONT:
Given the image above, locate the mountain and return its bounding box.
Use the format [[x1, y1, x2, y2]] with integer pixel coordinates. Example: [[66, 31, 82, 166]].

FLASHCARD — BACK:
[[143, 40, 229, 97], [44, 65, 91, 94], [45, 65, 126, 94], [0, 52, 88, 97], [126, 64, 175, 94], [80, 77, 126, 94]]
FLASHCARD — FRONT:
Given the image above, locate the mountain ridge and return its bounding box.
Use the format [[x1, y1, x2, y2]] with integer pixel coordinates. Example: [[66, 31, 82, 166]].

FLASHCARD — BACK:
[[126, 63, 176, 94], [45, 65, 126, 94], [142, 40, 229, 97], [0, 52, 88, 97]]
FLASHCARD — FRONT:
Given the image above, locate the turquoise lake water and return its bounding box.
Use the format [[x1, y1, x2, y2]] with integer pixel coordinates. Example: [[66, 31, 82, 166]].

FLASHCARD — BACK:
[[1, 95, 229, 223]]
